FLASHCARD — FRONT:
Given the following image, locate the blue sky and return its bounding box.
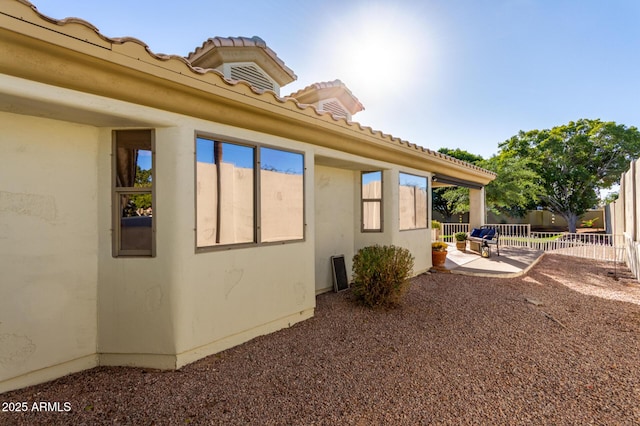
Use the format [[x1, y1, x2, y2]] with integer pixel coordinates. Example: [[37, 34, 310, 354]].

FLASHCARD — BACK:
[[36, 0, 640, 159]]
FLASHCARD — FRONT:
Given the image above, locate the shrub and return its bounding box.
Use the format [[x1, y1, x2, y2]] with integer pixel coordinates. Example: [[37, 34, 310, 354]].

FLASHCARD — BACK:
[[454, 232, 467, 241], [351, 245, 414, 308], [431, 220, 441, 229]]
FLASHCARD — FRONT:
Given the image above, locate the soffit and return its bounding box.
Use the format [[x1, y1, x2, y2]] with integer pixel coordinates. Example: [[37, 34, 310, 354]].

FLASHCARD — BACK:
[[0, 91, 151, 126]]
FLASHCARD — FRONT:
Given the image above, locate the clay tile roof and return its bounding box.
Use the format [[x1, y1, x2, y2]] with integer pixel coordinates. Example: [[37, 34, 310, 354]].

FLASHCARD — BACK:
[[288, 79, 365, 115], [186, 36, 297, 82], [7, 0, 495, 181]]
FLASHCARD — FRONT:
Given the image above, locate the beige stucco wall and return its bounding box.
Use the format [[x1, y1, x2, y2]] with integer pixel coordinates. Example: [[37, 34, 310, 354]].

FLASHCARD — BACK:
[[0, 2, 495, 391], [169, 125, 316, 365], [314, 165, 356, 293], [624, 164, 636, 239], [98, 123, 317, 369], [0, 70, 453, 391], [1, 75, 318, 390], [313, 158, 433, 292], [315, 161, 432, 291], [388, 170, 431, 275], [488, 209, 605, 230], [612, 160, 640, 280], [0, 111, 99, 392]]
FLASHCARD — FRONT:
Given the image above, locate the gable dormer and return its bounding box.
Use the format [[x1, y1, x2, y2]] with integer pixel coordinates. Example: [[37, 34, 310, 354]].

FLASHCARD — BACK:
[[186, 36, 296, 95], [288, 80, 364, 121]]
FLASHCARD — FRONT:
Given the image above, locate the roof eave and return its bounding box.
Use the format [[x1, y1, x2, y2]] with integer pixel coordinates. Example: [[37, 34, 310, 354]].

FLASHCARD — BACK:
[[0, 1, 495, 186]]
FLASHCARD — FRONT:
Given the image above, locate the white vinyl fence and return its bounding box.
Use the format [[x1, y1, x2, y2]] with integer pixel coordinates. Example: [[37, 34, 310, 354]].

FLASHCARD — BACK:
[[441, 223, 625, 262], [440, 223, 470, 242]]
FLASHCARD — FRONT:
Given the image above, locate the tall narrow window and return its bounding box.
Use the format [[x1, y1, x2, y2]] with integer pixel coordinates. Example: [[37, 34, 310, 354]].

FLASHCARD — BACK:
[[196, 137, 255, 247], [362, 171, 382, 232], [113, 129, 154, 256], [399, 172, 428, 230], [260, 147, 304, 242]]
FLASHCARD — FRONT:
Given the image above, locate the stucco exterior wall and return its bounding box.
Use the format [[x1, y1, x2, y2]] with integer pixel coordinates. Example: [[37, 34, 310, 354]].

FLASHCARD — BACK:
[[624, 164, 635, 239], [314, 165, 356, 293], [97, 127, 178, 367], [98, 124, 317, 369], [0, 76, 447, 393], [170, 125, 316, 365], [0, 112, 99, 392], [607, 159, 640, 281], [0, 74, 319, 389], [389, 169, 430, 275], [0, 8, 492, 388]]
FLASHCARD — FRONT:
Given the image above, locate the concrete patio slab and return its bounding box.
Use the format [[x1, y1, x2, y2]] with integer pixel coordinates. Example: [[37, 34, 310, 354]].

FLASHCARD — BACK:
[[442, 244, 544, 277]]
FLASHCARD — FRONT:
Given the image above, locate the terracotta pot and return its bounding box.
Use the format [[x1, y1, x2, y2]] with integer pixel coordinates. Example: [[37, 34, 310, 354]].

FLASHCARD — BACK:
[[432, 250, 447, 267], [456, 241, 466, 251]]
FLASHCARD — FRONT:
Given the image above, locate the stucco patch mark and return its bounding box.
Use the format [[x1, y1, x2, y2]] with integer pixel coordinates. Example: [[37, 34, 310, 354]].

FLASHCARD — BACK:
[[294, 281, 306, 305], [145, 286, 163, 312], [0, 334, 36, 364], [0, 191, 57, 222], [318, 175, 331, 189], [224, 269, 244, 298]]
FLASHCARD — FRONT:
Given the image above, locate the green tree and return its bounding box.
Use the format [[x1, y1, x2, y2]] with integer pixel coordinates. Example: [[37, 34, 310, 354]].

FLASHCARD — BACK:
[[480, 154, 542, 218], [602, 191, 619, 205], [129, 165, 152, 213], [432, 188, 454, 218], [499, 119, 640, 232], [433, 147, 542, 221], [437, 147, 484, 165]]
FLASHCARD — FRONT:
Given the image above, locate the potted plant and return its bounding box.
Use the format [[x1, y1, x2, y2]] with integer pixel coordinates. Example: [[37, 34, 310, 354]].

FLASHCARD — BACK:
[[454, 232, 467, 251], [431, 220, 442, 241], [431, 241, 448, 268]]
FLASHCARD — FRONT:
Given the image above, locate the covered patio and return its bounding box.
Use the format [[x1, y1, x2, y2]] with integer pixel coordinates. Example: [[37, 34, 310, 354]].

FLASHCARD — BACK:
[[432, 173, 487, 229]]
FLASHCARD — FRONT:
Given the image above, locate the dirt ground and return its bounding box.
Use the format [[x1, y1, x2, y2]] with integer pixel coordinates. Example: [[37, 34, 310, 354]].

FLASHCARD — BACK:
[[1, 254, 639, 425]]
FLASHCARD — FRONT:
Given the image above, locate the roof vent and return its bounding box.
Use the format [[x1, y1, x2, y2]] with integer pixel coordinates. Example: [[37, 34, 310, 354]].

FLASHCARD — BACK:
[[187, 36, 296, 95], [230, 64, 275, 92], [288, 80, 364, 121], [319, 99, 349, 119]]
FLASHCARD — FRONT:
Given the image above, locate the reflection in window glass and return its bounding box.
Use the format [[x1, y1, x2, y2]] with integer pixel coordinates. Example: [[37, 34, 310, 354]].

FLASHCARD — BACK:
[[196, 138, 255, 247], [119, 194, 153, 251], [260, 147, 304, 242], [399, 172, 428, 230], [116, 132, 152, 188], [114, 129, 154, 256], [362, 171, 382, 231]]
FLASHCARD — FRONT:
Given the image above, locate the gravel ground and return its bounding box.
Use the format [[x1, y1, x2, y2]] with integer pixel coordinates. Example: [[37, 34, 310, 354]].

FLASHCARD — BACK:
[[2, 254, 640, 425]]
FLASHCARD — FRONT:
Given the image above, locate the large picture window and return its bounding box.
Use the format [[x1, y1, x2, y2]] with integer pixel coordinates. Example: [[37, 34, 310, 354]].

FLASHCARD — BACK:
[[361, 171, 382, 232], [399, 172, 428, 230], [196, 138, 255, 247], [196, 135, 304, 249], [260, 147, 304, 242], [113, 129, 154, 256]]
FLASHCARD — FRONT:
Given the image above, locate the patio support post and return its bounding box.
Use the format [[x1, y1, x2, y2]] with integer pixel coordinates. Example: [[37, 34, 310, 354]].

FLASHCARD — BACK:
[[469, 187, 485, 230]]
